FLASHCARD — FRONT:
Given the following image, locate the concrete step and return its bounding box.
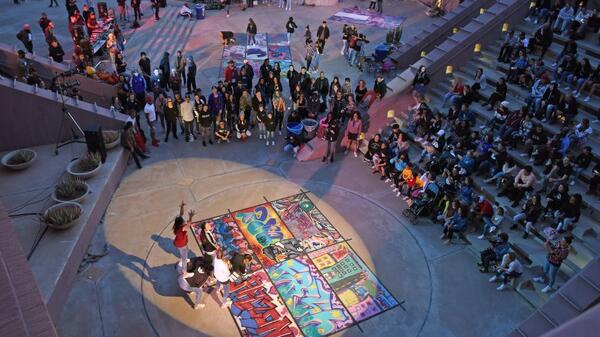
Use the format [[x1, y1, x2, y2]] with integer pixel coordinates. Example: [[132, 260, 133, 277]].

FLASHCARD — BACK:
[[426, 84, 600, 221], [517, 21, 600, 60]]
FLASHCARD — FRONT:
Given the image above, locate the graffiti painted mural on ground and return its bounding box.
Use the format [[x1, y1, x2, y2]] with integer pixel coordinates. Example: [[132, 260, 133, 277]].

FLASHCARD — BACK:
[[233, 204, 303, 267], [229, 270, 301, 337], [268, 255, 354, 337], [191, 215, 261, 273], [271, 194, 343, 252], [309, 242, 399, 321]]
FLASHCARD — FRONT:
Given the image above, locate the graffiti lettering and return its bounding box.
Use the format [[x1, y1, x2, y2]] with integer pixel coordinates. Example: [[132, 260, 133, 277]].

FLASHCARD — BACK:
[[268, 256, 353, 337], [229, 271, 301, 337]]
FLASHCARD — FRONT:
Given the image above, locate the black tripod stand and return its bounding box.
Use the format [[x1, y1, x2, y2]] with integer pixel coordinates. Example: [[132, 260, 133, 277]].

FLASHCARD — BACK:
[[54, 77, 85, 155]]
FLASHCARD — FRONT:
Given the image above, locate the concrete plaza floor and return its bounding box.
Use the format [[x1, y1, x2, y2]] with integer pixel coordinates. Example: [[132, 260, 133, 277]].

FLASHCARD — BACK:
[[0, 1, 534, 337]]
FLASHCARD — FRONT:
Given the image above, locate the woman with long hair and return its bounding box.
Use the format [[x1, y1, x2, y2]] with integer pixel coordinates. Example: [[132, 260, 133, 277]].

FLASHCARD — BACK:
[[172, 201, 195, 277], [344, 112, 362, 157]]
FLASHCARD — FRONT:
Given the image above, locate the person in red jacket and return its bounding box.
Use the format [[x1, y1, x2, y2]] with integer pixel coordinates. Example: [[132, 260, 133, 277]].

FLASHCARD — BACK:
[[173, 201, 195, 277]]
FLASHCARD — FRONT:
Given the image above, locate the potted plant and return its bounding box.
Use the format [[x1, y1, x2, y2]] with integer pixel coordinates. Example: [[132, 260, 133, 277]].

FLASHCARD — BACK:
[[1, 148, 37, 170], [67, 152, 102, 179], [40, 202, 83, 230], [52, 177, 90, 203], [393, 27, 403, 46], [103, 130, 120, 150], [385, 30, 394, 45]]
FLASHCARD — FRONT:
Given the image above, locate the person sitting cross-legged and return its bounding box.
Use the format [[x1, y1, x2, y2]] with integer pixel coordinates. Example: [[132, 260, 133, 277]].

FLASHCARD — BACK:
[[489, 252, 523, 291]]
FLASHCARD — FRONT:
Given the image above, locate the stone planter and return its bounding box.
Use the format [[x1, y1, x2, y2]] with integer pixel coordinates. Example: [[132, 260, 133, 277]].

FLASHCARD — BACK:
[[42, 202, 83, 230], [1, 149, 37, 171], [51, 182, 90, 204], [66, 158, 102, 180]]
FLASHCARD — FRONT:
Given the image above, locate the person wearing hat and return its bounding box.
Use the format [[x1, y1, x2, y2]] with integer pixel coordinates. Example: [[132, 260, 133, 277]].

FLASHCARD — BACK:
[[16, 24, 33, 53], [286, 17, 298, 43]]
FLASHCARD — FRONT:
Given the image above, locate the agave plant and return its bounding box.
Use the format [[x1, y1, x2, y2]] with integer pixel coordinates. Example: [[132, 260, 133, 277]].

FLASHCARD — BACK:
[[55, 178, 87, 200], [74, 152, 101, 173], [393, 27, 403, 45], [103, 130, 120, 144], [41, 204, 82, 229], [7, 150, 35, 165]]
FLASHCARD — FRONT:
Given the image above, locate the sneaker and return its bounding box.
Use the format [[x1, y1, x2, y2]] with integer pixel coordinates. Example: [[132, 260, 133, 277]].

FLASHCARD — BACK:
[[533, 277, 544, 283], [489, 275, 498, 282], [477, 235, 485, 240], [584, 96, 591, 102], [573, 91, 579, 97], [271, 141, 275, 146], [385, 178, 391, 183], [202, 141, 206, 147], [194, 303, 206, 310], [496, 284, 507, 291], [541, 118, 547, 123], [354, 152, 358, 158], [519, 153, 528, 157], [266, 141, 269, 146], [569, 180, 575, 186], [396, 191, 402, 197], [541, 285, 553, 293], [393, 188, 399, 192]]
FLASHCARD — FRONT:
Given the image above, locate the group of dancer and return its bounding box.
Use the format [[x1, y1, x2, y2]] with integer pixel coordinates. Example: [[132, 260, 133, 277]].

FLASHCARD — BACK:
[[172, 201, 252, 309]]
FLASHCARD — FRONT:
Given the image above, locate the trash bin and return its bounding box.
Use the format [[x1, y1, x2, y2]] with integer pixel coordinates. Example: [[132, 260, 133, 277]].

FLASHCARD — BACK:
[[374, 44, 390, 62], [287, 122, 303, 136], [195, 4, 205, 20], [301, 119, 318, 140]]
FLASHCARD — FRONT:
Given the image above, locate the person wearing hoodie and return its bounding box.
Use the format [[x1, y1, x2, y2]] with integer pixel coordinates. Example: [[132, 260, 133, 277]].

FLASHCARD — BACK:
[[186, 56, 197, 93], [159, 52, 170, 90]]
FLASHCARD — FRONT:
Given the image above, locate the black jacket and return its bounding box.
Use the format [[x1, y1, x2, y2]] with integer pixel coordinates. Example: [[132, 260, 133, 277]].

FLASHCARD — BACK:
[[286, 20, 298, 34], [325, 122, 338, 142], [316, 25, 330, 40], [247, 23, 257, 34], [139, 57, 151, 76]]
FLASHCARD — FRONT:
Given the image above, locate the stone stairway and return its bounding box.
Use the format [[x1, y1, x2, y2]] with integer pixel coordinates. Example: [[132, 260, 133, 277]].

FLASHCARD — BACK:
[[360, 7, 600, 312], [507, 258, 600, 337]]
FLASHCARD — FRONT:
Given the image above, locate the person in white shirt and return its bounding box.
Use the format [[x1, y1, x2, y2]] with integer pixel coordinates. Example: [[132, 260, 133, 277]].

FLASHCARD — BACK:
[[144, 97, 159, 146], [180, 95, 196, 142], [489, 252, 522, 291], [213, 250, 232, 308]]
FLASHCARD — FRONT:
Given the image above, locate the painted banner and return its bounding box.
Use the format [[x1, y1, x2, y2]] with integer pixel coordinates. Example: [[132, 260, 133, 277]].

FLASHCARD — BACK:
[[229, 270, 301, 337], [268, 45, 291, 61], [308, 242, 398, 321], [268, 33, 289, 46], [328, 8, 406, 29], [271, 194, 343, 252], [191, 215, 261, 274], [233, 204, 303, 268], [268, 256, 354, 337]]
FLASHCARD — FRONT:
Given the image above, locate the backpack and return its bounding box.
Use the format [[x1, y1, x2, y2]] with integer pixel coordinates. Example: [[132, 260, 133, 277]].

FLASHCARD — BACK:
[[349, 35, 357, 49]]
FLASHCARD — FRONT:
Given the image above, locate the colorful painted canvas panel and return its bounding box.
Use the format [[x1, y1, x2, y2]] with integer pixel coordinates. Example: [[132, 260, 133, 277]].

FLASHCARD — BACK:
[[271, 194, 343, 252], [223, 45, 247, 62], [308, 242, 399, 321], [328, 8, 405, 29], [268, 33, 289, 46], [246, 46, 269, 61], [229, 270, 302, 337], [233, 204, 303, 268], [253, 33, 268, 46], [191, 215, 261, 274], [268, 45, 291, 61], [268, 256, 354, 337]]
